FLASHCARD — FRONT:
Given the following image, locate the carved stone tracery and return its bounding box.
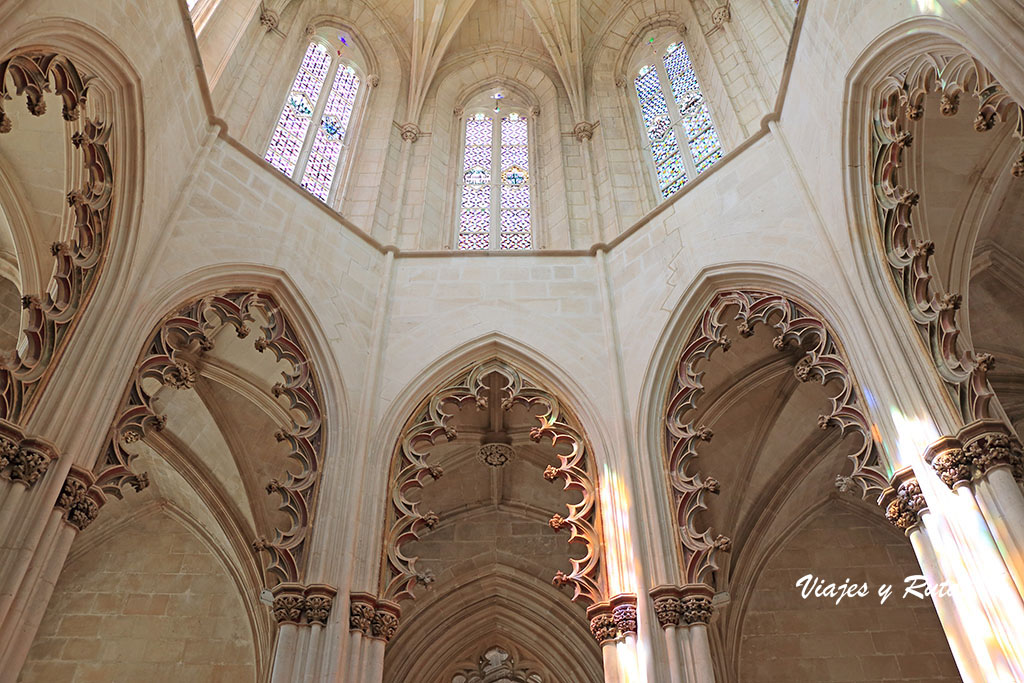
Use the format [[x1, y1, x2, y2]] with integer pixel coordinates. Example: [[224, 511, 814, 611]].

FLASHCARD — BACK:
[[94, 291, 325, 588], [381, 360, 605, 608], [665, 291, 887, 585], [872, 51, 1024, 424], [0, 52, 114, 425]]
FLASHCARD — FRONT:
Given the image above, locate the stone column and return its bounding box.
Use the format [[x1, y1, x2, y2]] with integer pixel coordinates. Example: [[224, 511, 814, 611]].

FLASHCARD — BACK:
[[345, 593, 399, 682], [881, 465, 1024, 680], [586, 594, 639, 682], [268, 583, 337, 682], [573, 121, 606, 243], [929, 421, 1024, 596], [387, 123, 421, 245], [649, 584, 716, 682]]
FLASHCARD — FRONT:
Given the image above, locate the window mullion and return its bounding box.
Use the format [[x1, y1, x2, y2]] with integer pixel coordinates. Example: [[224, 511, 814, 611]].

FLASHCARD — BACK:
[[490, 114, 501, 249], [657, 60, 697, 181], [293, 55, 340, 182]]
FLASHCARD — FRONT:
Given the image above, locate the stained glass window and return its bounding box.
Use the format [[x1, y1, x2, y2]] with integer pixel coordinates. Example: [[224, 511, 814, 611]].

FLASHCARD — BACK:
[[499, 114, 531, 250], [265, 42, 361, 205], [635, 40, 722, 199], [458, 111, 532, 250], [459, 113, 493, 250], [301, 65, 360, 200]]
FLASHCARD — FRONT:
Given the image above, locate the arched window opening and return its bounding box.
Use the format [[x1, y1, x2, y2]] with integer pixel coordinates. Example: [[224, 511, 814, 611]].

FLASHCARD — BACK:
[[634, 40, 722, 199], [265, 40, 362, 206], [457, 102, 533, 250]]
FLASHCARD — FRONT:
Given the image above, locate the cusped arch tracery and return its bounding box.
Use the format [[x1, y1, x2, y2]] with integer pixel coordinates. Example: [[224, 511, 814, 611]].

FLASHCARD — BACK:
[[869, 43, 1024, 425], [380, 358, 605, 608], [0, 50, 114, 424], [663, 290, 888, 586], [86, 289, 327, 589]]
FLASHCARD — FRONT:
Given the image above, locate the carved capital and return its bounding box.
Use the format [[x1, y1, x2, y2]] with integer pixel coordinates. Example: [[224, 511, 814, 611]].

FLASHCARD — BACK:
[[0, 425, 57, 488], [652, 594, 681, 628], [611, 593, 638, 635], [272, 586, 306, 625], [349, 594, 375, 634], [56, 467, 104, 531], [682, 596, 713, 624], [370, 602, 401, 641], [928, 423, 1024, 488], [272, 583, 337, 626], [588, 609, 617, 645], [882, 468, 926, 532]]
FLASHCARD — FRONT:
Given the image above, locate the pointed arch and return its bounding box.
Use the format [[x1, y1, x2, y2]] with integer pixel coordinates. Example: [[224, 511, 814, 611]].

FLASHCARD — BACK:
[[0, 20, 143, 426]]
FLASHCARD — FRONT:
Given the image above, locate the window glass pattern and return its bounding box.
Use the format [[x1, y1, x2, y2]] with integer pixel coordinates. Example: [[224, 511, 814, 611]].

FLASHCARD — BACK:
[[458, 113, 493, 250], [635, 64, 686, 198], [300, 65, 360, 201], [663, 42, 722, 174], [499, 114, 531, 250], [265, 43, 331, 178]]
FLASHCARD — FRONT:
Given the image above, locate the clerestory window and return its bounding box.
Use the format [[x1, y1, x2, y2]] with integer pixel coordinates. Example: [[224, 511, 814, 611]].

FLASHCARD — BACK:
[[457, 108, 533, 250], [634, 40, 723, 199], [265, 41, 361, 205]]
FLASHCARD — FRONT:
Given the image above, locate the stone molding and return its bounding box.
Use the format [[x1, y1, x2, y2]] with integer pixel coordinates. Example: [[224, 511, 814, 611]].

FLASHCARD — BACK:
[[928, 420, 1024, 488], [649, 584, 715, 629], [348, 593, 401, 642], [586, 593, 637, 644], [0, 420, 58, 488], [0, 52, 114, 425], [881, 467, 927, 533], [271, 583, 337, 626]]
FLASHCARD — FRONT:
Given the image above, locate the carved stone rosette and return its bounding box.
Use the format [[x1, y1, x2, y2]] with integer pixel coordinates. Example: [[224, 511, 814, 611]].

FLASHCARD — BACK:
[[0, 52, 114, 424], [872, 51, 1024, 424], [665, 291, 887, 584], [349, 593, 402, 641], [271, 583, 337, 626], [929, 420, 1024, 488], [572, 121, 596, 142], [381, 360, 605, 607], [649, 584, 714, 628], [0, 421, 58, 488], [94, 291, 325, 588], [881, 468, 927, 533]]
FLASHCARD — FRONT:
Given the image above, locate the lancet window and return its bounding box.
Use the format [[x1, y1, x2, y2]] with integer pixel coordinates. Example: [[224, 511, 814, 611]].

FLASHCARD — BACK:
[[265, 40, 362, 205], [457, 106, 533, 250], [634, 40, 723, 198]]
